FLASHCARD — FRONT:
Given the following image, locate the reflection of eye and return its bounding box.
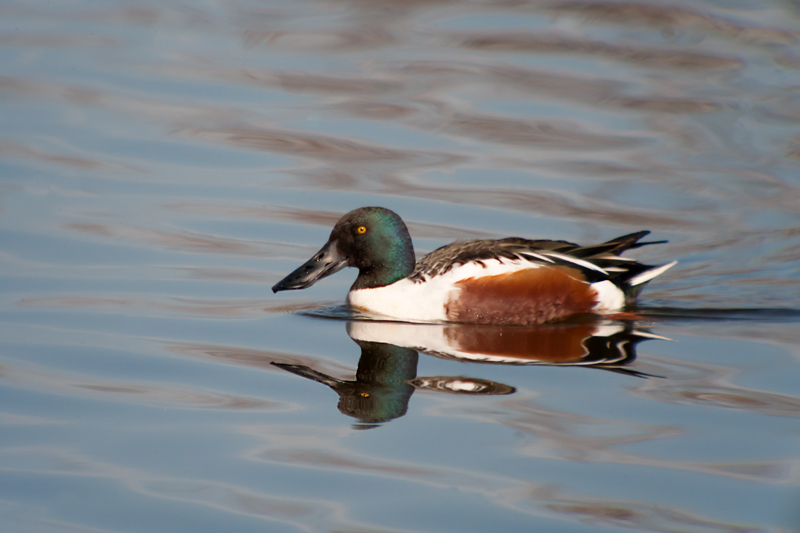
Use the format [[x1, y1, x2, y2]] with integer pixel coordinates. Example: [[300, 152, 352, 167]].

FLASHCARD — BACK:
[[357, 226, 367, 234]]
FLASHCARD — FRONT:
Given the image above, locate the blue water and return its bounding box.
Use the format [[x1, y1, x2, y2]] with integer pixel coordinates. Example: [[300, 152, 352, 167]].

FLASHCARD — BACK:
[[1, 1, 800, 531]]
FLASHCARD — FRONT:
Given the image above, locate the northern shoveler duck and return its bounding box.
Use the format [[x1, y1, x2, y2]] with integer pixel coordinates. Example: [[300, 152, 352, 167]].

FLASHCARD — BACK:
[[272, 206, 676, 325]]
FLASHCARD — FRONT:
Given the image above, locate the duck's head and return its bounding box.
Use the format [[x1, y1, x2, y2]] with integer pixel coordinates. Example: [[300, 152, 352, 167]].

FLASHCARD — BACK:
[[272, 206, 416, 293]]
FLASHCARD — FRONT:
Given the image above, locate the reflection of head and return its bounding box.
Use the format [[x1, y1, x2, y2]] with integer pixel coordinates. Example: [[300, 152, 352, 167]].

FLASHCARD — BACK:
[[338, 340, 417, 425], [335, 381, 413, 426], [272, 340, 419, 427]]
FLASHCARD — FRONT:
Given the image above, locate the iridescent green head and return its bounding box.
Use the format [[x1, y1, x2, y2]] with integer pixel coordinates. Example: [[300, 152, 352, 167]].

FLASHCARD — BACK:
[[272, 207, 416, 293]]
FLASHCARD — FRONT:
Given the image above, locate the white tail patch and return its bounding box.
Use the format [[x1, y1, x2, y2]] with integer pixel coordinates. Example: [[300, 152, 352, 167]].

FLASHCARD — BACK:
[[628, 261, 677, 287], [591, 280, 626, 311]]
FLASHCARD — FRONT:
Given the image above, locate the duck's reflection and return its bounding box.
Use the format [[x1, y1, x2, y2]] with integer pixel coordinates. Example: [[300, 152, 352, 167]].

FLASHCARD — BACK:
[[274, 340, 420, 428], [274, 319, 662, 426]]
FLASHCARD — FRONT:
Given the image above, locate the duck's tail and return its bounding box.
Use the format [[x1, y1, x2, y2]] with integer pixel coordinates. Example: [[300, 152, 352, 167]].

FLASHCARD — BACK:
[[578, 231, 676, 305]]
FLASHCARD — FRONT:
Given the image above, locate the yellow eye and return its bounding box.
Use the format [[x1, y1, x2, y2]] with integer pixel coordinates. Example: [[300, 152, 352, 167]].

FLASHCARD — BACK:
[[359, 392, 370, 398], [357, 226, 367, 234]]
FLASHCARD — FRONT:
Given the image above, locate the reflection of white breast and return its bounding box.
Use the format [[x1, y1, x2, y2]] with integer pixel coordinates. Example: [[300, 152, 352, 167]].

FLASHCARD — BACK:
[[348, 320, 454, 353], [347, 320, 549, 364]]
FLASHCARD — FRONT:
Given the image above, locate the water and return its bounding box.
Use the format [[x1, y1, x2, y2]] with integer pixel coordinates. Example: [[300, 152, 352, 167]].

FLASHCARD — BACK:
[[1, 0, 800, 531]]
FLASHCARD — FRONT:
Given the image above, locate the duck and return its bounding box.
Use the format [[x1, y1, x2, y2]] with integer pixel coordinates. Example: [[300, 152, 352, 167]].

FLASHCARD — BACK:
[[272, 206, 676, 325]]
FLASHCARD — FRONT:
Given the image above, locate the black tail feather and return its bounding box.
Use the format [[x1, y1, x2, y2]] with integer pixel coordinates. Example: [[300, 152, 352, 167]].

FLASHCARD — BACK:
[[570, 231, 661, 259]]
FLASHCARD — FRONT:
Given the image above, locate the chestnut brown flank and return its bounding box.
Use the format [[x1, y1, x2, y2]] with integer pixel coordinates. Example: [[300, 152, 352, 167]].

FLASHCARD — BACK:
[[445, 266, 597, 325]]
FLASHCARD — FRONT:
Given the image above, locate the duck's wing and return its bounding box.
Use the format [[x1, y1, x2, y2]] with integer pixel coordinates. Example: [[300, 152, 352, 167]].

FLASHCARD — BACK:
[[410, 232, 672, 289], [410, 237, 583, 281]]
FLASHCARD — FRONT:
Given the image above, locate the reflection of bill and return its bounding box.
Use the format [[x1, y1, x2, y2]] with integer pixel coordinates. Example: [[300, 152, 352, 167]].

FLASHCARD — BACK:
[[273, 319, 664, 426]]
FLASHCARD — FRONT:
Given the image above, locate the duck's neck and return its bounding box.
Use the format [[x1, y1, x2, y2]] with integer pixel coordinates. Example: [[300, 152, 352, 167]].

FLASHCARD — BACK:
[[352, 236, 416, 291]]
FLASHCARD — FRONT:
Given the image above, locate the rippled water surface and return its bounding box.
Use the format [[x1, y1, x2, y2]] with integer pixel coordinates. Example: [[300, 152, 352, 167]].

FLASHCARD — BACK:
[[2, 0, 800, 531]]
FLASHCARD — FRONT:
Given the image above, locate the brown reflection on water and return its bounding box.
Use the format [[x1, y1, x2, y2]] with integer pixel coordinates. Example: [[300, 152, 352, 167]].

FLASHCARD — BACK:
[[171, 266, 269, 285], [545, 1, 799, 45], [542, 497, 756, 533], [0, 71, 242, 130], [0, 140, 108, 170], [395, 60, 618, 107], [720, 323, 800, 350], [331, 100, 417, 121], [375, 174, 706, 229], [4, 422, 763, 532], [168, 341, 352, 377], [393, 61, 724, 115], [456, 390, 795, 484], [476, 393, 680, 461], [18, 295, 317, 319], [0, 361, 277, 411], [0, 32, 116, 48], [242, 27, 395, 52], [239, 422, 764, 532], [634, 356, 800, 419], [232, 69, 403, 96], [0, 447, 359, 531], [63, 221, 272, 256], [442, 111, 642, 149], [239, 422, 531, 498], [166, 204, 347, 227], [179, 124, 466, 169], [167, 203, 498, 241], [456, 33, 744, 71], [1, 20, 753, 240], [266, 448, 432, 477]]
